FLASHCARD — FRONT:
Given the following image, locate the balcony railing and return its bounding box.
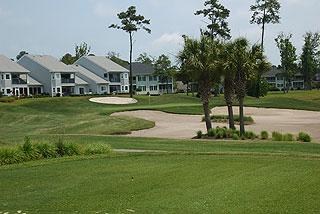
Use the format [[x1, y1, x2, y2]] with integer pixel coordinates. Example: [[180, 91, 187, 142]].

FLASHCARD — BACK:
[[110, 78, 120, 83], [12, 78, 27, 84], [61, 78, 75, 83]]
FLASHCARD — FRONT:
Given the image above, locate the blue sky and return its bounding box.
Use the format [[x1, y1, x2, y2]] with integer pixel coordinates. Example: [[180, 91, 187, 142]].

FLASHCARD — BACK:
[[0, 0, 319, 65]]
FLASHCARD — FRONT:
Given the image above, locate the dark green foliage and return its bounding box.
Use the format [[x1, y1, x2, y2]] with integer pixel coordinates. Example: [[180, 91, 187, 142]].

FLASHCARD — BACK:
[[107, 51, 129, 67], [233, 133, 240, 140], [16, 50, 28, 60], [202, 115, 254, 123], [298, 132, 312, 142], [283, 133, 294, 141], [247, 76, 271, 97], [234, 130, 241, 137], [245, 131, 256, 139], [261, 130, 269, 139], [136, 53, 155, 66], [197, 130, 203, 139], [207, 128, 216, 137], [226, 129, 234, 137], [154, 54, 176, 94], [0, 138, 113, 165], [272, 131, 283, 141], [195, 0, 231, 40]]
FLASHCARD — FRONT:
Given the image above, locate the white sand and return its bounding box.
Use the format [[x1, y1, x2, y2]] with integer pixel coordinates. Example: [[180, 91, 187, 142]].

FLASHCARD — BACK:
[[112, 107, 320, 142], [89, 97, 137, 105]]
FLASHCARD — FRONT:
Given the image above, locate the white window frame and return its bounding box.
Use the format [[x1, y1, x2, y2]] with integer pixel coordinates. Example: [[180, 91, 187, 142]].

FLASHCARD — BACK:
[[56, 73, 60, 79], [57, 87, 61, 93], [5, 73, 11, 80], [6, 88, 11, 95], [124, 73, 128, 79], [53, 87, 56, 93], [125, 85, 128, 91], [121, 86, 124, 91]]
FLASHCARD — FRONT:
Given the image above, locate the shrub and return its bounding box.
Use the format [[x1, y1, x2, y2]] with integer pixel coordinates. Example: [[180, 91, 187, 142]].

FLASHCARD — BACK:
[[298, 132, 312, 142], [21, 137, 41, 160], [272, 131, 283, 141], [226, 129, 234, 137], [220, 128, 227, 138], [0, 147, 23, 165], [234, 130, 241, 137], [260, 130, 269, 139], [207, 128, 216, 137], [233, 134, 239, 140], [83, 143, 112, 155], [245, 131, 256, 139], [197, 130, 203, 139], [35, 143, 58, 158], [283, 133, 294, 141], [55, 138, 80, 156]]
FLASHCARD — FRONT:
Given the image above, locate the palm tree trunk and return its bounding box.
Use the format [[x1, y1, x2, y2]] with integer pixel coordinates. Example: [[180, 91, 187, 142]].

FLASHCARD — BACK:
[[227, 103, 235, 130], [239, 98, 245, 136], [203, 101, 212, 131], [199, 80, 212, 131], [129, 32, 133, 98]]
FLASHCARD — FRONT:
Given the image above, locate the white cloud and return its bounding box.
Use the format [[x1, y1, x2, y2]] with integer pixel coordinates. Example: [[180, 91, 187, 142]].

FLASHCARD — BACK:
[[153, 32, 184, 47], [93, 2, 117, 17]]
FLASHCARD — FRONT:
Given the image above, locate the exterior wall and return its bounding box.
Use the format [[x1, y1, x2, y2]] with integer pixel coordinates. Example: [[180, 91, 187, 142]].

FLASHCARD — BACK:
[[76, 58, 129, 94], [97, 84, 109, 94], [134, 74, 174, 95], [266, 75, 305, 90], [18, 57, 52, 95], [0, 72, 29, 96], [75, 85, 89, 95]]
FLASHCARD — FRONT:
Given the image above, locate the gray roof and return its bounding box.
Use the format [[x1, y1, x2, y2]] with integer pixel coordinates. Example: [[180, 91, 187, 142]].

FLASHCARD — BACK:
[[28, 76, 42, 86], [75, 76, 89, 85], [0, 54, 30, 73], [80, 56, 129, 72], [70, 65, 109, 84], [264, 68, 283, 77], [125, 62, 155, 75], [21, 55, 77, 73]]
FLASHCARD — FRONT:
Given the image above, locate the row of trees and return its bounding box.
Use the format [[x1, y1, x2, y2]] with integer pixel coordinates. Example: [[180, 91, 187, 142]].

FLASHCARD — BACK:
[[275, 31, 320, 93]]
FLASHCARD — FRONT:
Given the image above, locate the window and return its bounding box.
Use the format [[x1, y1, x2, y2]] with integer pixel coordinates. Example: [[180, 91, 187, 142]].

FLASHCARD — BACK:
[[277, 77, 283, 81], [125, 85, 128, 91], [104, 73, 108, 78], [121, 74, 124, 79], [124, 73, 128, 79], [6, 74, 10, 80], [142, 86, 146, 91], [101, 86, 105, 91], [56, 73, 60, 79], [150, 86, 158, 91], [57, 87, 61, 93], [6, 88, 11, 94], [121, 86, 124, 91], [277, 84, 283, 88], [1, 74, 3, 80], [266, 77, 275, 82], [52, 74, 55, 80], [53, 88, 56, 93], [138, 76, 146, 81], [149, 76, 157, 81]]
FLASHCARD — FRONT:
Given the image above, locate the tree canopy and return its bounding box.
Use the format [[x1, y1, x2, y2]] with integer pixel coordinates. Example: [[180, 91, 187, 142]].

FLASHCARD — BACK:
[[16, 51, 28, 61]]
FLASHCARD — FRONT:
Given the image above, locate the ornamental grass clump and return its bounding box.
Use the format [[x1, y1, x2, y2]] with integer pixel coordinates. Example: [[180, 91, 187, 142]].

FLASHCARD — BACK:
[[35, 142, 58, 158], [197, 130, 203, 139], [83, 143, 112, 155], [21, 137, 41, 161], [207, 128, 216, 137], [272, 131, 283, 141], [298, 132, 312, 142], [260, 130, 269, 139], [233, 133, 240, 140], [0, 147, 23, 165], [245, 131, 256, 139], [283, 133, 294, 141]]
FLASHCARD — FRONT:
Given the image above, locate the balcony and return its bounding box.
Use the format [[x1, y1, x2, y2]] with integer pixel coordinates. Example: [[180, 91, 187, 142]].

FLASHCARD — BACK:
[[109, 78, 120, 83], [61, 78, 75, 83], [12, 78, 27, 84]]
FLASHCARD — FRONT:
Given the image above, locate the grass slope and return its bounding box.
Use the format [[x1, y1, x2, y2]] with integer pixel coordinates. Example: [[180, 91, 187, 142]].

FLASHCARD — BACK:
[[1, 152, 319, 213]]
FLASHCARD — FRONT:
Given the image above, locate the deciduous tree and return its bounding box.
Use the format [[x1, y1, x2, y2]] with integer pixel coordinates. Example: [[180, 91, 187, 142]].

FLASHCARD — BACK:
[[16, 51, 28, 61], [154, 54, 176, 94]]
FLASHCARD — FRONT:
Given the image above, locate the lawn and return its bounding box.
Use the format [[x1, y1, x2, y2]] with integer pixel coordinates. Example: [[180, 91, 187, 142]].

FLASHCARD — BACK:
[[1, 91, 320, 213], [1, 90, 320, 144]]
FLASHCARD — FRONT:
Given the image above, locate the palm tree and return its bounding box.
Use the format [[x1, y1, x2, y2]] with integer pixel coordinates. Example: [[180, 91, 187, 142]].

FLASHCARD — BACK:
[[221, 42, 236, 130], [228, 38, 261, 136], [178, 34, 222, 131]]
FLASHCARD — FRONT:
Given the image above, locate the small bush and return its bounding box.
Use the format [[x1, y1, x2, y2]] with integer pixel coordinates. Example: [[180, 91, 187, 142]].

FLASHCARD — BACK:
[[220, 128, 227, 138], [272, 131, 283, 141], [226, 129, 234, 137], [298, 132, 312, 142], [283, 133, 294, 141], [83, 143, 112, 155], [36, 143, 58, 158], [233, 134, 239, 140], [245, 131, 256, 139], [207, 128, 216, 137], [234, 130, 241, 137], [197, 130, 203, 139], [0, 147, 23, 165], [261, 131, 269, 139], [21, 137, 41, 160]]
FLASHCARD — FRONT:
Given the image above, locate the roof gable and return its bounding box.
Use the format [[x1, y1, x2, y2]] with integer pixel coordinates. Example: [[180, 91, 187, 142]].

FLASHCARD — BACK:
[[125, 62, 155, 75], [0, 54, 30, 73], [82, 56, 129, 73]]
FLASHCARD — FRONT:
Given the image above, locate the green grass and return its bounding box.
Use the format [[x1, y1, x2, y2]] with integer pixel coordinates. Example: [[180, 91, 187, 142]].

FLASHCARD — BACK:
[[1, 150, 320, 213], [1, 90, 320, 144]]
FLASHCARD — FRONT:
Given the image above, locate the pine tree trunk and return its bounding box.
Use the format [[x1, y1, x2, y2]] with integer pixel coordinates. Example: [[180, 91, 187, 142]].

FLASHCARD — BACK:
[[192, 84, 194, 97], [129, 32, 133, 98], [239, 98, 245, 136], [187, 82, 189, 96]]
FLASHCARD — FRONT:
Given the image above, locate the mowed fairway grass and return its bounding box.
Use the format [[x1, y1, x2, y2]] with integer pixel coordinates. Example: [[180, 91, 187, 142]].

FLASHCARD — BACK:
[[1, 90, 320, 213]]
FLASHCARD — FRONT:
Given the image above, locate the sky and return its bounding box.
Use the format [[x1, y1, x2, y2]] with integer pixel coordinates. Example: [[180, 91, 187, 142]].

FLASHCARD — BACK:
[[0, 0, 319, 65]]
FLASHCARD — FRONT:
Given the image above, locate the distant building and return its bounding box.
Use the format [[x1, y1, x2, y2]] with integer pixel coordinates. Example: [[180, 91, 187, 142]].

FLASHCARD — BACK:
[[125, 62, 174, 95], [264, 68, 305, 90], [75, 56, 129, 94], [18, 55, 85, 96]]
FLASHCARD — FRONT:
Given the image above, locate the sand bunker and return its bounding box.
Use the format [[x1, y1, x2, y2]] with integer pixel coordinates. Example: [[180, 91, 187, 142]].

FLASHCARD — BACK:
[[89, 97, 137, 105], [112, 107, 320, 142]]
